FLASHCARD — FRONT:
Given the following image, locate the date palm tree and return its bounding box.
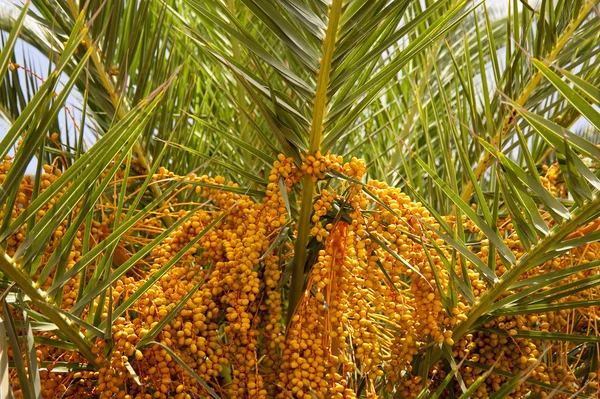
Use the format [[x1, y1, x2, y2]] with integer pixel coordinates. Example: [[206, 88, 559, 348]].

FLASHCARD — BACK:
[[1, 0, 600, 397]]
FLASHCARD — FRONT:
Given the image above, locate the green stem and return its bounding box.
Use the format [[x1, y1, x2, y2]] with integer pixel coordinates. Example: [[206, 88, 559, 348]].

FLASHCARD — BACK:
[[455, 195, 600, 336], [0, 250, 97, 364], [287, 0, 343, 322], [307, 2, 342, 153], [228, 0, 248, 143], [289, 178, 316, 321], [460, 1, 595, 202], [429, 194, 600, 367], [66, 0, 173, 227]]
